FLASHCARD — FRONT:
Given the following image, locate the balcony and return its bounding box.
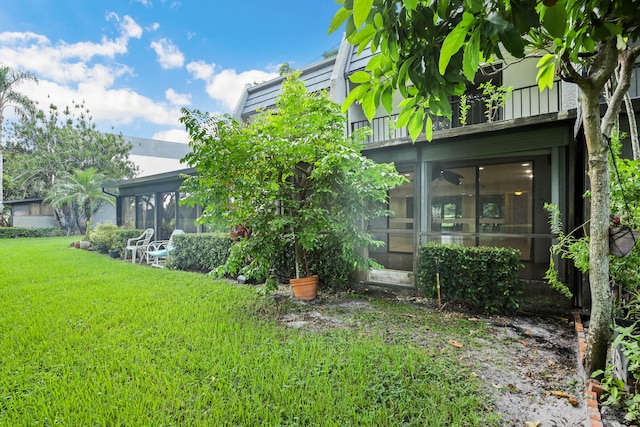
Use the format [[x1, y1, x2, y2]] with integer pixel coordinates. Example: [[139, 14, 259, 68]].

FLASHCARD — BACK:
[[351, 82, 562, 144]]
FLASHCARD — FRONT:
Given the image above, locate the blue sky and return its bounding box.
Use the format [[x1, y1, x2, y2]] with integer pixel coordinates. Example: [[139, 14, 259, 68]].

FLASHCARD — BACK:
[[0, 1, 345, 143]]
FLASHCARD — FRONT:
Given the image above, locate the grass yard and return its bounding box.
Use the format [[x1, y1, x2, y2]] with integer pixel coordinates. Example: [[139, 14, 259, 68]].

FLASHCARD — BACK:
[[0, 237, 499, 426]]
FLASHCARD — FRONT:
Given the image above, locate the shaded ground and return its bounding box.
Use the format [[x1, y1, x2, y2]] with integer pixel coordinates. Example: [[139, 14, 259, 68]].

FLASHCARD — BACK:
[[268, 283, 586, 427]]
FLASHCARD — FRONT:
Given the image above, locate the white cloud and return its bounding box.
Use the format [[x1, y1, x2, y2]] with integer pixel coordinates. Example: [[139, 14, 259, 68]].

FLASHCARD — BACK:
[[152, 128, 189, 143], [147, 23, 160, 32], [186, 60, 214, 80], [119, 15, 143, 39], [150, 38, 184, 69], [187, 61, 279, 111], [165, 88, 191, 106], [18, 79, 182, 129]]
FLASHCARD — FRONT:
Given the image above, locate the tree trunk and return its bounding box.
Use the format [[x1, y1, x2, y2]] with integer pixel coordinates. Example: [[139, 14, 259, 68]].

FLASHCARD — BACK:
[[581, 86, 612, 374], [622, 92, 640, 160]]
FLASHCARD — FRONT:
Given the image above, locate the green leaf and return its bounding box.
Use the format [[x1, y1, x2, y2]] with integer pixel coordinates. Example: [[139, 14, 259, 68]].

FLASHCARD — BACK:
[[464, 0, 482, 14], [404, 0, 418, 11], [541, 3, 567, 38], [341, 82, 371, 113], [381, 85, 393, 114], [462, 30, 480, 82], [425, 115, 433, 141], [362, 89, 377, 122], [439, 13, 474, 75], [329, 7, 352, 34], [408, 107, 425, 141], [397, 57, 415, 85], [536, 54, 556, 91], [348, 23, 376, 46], [353, 0, 374, 28], [374, 12, 384, 29], [349, 71, 371, 84], [395, 106, 414, 129]]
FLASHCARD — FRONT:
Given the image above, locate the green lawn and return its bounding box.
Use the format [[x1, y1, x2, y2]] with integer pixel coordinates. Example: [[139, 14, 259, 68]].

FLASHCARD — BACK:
[[0, 237, 499, 426]]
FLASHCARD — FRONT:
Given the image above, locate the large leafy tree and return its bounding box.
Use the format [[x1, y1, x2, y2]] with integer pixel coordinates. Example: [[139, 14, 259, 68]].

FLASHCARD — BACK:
[[0, 65, 37, 216], [330, 0, 640, 373], [44, 168, 115, 239], [4, 100, 138, 232], [180, 74, 405, 281]]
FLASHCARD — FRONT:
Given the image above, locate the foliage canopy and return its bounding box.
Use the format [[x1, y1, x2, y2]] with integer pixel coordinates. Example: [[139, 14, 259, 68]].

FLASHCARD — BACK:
[[180, 74, 406, 281]]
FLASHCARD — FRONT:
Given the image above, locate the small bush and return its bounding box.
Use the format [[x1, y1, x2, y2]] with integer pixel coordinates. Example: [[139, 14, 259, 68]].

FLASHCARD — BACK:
[[0, 227, 66, 239], [89, 223, 122, 253], [269, 234, 356, 292], [416, 242, 524, 313], [167, 232, 233, 273]]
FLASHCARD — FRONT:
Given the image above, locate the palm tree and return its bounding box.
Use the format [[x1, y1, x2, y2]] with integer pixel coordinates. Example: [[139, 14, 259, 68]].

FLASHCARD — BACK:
[[45, 168, 115, 239], [0, 65, 38, 216]]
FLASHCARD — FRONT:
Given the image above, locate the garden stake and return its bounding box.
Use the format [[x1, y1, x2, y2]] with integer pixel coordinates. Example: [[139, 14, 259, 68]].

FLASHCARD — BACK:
[[435, 257, 441, 310]]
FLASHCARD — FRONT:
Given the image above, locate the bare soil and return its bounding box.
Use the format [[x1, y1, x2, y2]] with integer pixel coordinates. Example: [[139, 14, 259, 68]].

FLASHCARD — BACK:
[[270, 283, 588, 427]]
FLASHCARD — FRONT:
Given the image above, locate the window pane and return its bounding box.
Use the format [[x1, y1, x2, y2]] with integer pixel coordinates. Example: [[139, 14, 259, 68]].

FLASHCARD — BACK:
[[479, 162, 533, 259], [431, 166, 476, 246], [388, 171, 414, 253], [159, 192, 176, 240], [122, 196, 136, 229], [178, 192, 198, 233], [136, 194, 155, 231]]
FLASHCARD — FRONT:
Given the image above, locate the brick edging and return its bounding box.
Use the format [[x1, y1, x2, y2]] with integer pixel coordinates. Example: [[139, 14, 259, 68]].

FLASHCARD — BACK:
[[573, 309, 605, 427]]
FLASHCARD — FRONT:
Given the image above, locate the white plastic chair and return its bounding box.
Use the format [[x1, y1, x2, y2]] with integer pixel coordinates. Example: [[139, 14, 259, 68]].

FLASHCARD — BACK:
[[146, 229, 185, 268], [124, 228, 154, 264]]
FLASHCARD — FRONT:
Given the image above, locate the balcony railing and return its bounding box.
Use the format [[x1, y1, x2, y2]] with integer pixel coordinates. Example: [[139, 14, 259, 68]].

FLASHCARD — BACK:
[[350, 83, 562, 144]]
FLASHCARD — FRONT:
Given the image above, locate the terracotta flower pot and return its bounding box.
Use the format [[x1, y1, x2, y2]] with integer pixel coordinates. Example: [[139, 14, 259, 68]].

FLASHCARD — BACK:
[[290, 275, 319, 300]]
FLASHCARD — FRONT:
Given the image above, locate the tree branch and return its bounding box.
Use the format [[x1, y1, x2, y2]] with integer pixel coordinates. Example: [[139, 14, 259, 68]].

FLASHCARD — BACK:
[[601, 45, 640, 136]]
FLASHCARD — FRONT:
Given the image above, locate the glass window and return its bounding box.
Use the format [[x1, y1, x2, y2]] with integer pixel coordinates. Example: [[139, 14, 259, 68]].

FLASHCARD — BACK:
[[136, 194, 155, 231], [388, 171, 414, 253], [159, 192, 176, 240], [431, 166, 476, 246], [13, 205, 29, 217], [121, 196, 136, 229], [429, 161, 534, 260], [478, 162, 533, 259], [178, 192, 198, 233]]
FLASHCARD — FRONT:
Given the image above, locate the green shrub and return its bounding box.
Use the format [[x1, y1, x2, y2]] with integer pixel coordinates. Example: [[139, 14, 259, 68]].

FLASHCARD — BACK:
[[89, 223, 122, 253], [0, 227, 66, 239], [269, 234, 356, 292], [416, 242, 524, 313], [167, 232, 233, 273]]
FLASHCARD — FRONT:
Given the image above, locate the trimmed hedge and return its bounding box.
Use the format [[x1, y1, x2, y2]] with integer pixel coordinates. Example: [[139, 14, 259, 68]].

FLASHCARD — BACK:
[[0, 227, 66, 239], [416, 242, 524, 314], [167, 232, 233, 273]]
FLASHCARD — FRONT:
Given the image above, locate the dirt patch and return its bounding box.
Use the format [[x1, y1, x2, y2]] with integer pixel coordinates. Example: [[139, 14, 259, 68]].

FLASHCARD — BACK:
[[270, 285, 586, 426]]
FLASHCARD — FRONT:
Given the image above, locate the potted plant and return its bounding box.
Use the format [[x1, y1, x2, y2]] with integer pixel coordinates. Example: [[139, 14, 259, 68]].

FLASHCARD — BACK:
[[180, 73, 406, 298]]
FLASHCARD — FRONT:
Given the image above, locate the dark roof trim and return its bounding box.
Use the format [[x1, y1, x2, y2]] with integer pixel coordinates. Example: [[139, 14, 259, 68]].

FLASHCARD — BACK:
[[105, 167, 196, 189]]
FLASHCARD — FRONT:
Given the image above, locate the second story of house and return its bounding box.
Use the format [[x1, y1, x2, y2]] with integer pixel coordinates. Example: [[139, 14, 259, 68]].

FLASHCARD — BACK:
[[233, 36, 640, 149]]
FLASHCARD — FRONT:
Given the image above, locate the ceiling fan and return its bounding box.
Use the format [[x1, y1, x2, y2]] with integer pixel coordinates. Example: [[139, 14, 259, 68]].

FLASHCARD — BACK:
[[431, 164, 464, 185]]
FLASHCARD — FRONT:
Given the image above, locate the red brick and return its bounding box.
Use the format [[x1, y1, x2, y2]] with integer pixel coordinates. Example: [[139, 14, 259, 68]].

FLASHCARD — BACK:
[[587, 398, 598, 408], [589, 382, 604, 398], [589, 408, 601, 420], [590, 421, 603, 427]]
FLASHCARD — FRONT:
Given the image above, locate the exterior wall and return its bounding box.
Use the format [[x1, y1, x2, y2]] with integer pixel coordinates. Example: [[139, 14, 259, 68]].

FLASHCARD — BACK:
[[12, 215, 58, 228], [125, 136, 190, 177]]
